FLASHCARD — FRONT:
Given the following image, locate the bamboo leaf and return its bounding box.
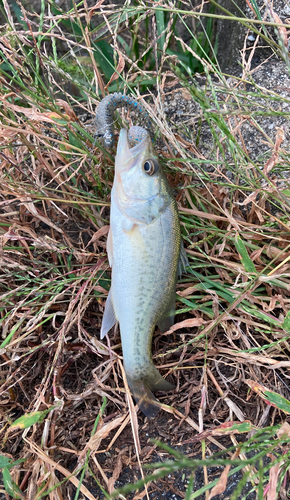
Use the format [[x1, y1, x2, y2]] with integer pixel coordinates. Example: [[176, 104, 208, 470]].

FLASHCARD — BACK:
[[0, 456, 13, 469], [10, 407, 55, 431], [246, 380, 290, 414], [235, 236, 256, 273], [2, 468, 26, 499]]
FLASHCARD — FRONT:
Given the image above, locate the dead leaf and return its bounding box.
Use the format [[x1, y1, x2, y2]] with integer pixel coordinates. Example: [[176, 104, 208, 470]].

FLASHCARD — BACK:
[[165, 317, 205, 334], [108, 448, 127, 494], [173, 134, 201, 156], [266, 245, 290, 261], [48, 469, 64, 500], [105, 414, 131, 452], [239, 190, 260, 206], [224, 398, 245, 422], [263, 127, 285, 176], [180, 207, 228, 222], [0, 126, 19, 144], [183, 421, 253, 444], [81, 414, 126, 457], [160, 72, 180, 89], [0, 99, 69, 124], [223, 208, 241, 231], [105, 51, 125, 90], [116, 360, 150, 497], [267, 461, 280, 500], [20, 198, 63, 233], [86, 225, 110, 247], [27, 458, 41, 500], [88, 0, 108, 20], [177, 286, 198, 297], [219, 349, 290, 368], [181, 89, 192, 101], [56, 99, 77, 121], [133, 491, 150, 500], [161, 406, 227, 450], [120, 360, 141, 454], [92, 456, 109, 486], [263, 153, 279, 176], [274, 127, 285, 150], [249, 246, 265, 264], [208, 463, 231, 499], [271, 11, 288, 47], [276, 421, 290, 439], [26, 439, 97, 500]]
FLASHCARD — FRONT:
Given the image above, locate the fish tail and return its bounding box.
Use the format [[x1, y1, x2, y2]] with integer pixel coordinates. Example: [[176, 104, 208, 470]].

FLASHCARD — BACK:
[[127, 368, 175, 418]]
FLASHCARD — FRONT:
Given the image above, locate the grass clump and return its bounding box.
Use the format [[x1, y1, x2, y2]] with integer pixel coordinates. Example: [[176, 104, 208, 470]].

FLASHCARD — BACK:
[[0, 0, 290, 499]]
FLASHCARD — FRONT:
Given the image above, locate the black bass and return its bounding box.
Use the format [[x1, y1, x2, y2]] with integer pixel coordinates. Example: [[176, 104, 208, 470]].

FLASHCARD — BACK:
[[97, 94, 187, 417]]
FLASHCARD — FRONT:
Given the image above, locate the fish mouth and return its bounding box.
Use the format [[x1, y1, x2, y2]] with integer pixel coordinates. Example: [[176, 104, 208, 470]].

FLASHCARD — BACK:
[[116, 128, 152, 166]]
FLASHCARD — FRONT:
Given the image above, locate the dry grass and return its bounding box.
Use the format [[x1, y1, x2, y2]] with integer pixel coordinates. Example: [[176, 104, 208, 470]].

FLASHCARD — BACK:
[[1, 1, 290, 499]]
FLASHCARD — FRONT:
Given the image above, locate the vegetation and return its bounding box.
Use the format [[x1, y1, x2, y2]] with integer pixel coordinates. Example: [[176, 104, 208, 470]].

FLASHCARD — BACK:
[[0, 0, 290, 498]]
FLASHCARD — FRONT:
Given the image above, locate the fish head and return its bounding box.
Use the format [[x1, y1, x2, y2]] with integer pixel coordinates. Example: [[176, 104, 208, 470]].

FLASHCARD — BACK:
[[113, 128, 171, 223]]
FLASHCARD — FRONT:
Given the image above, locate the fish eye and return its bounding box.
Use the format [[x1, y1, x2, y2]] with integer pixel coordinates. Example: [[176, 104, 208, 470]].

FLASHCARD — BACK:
[[143, 159, 159, 176]]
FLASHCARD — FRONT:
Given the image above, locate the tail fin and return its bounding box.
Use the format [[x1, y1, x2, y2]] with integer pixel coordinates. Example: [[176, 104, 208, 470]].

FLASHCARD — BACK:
[[127, 369, 174, 418]]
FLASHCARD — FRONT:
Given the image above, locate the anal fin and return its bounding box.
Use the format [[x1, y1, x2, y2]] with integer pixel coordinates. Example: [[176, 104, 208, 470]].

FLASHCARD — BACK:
[[157, 290, 176, 333]]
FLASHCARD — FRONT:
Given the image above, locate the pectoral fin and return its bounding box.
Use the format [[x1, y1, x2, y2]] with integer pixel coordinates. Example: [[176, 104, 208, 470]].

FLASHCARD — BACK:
[[106, 228, 113, 267], [100, 288, 118, 339]]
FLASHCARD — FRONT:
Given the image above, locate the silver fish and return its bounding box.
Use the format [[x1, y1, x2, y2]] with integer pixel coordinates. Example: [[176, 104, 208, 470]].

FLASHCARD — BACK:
[[100, 127, 187, 418]]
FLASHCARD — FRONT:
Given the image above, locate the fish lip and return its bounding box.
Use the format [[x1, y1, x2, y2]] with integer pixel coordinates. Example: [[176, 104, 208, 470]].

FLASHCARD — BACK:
[[116, 128, 152, 168]]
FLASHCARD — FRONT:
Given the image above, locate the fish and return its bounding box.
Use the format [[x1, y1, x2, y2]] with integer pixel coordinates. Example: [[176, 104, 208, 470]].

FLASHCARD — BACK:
[[100, 125, 188, 418]]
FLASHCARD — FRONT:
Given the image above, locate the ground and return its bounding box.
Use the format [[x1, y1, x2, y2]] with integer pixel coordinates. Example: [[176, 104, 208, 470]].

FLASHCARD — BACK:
[[1, 2, 290, 499]]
